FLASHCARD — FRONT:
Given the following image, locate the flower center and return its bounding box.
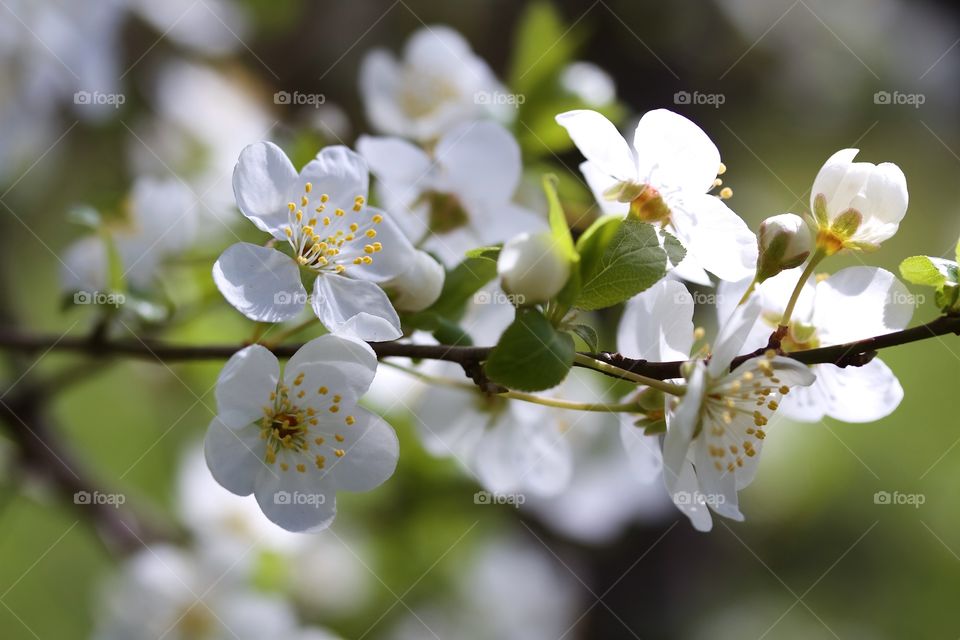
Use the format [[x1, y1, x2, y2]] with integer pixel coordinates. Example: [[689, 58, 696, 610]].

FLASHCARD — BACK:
[[701, 351, 794, 473], [283, 182, 385, 275], [258, 372, 359, 473]]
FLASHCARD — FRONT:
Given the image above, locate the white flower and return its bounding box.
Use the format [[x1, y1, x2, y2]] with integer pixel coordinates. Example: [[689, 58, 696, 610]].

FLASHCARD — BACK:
[[662, 300, 816, 531], [756, 213, 813, 281], [719, 266, 913, 423], [93, 545, 302, 640], [498, 231, 571, 304], [559, 61, 616, 107], [204, 335, 399, 532], [810, 148, 908, 253], [214, 142, 417, 341], [618, 282, 816, 530], [383, 249, 445, 312], [62, 177, 196, 292], [358, 121, 545, 266], [359, 25, 508, 141], [555, 108, 757, 283]]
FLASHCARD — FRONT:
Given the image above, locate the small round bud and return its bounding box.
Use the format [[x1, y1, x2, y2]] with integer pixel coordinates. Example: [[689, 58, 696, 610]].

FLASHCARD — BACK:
[[497, 232, 571, 304], [756, 213, 813, 281], [384, 250, 445, 312]]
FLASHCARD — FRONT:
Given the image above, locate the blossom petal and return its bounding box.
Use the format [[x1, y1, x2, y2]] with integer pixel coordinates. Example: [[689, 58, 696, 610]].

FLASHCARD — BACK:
[[813, 267, 913, 344], [253, 463, 337, 533], [356, 134, 433, 207], [663, 364, 706, 493], [338, 206, 416, 282], [668, 459, 713, 532], [297, 146, 370, 214], [435, 121, 521, 204], [555, 110, 636, 182], [633, 109, 720, 193], [215, 345, 280, 428], [579, 162, 629, 215], [233, 141, 298, 239], [311, 274, 401, 341], [284, 334, 378, 407], [213, 243, 306, 323], [316, 408, 399, 492], [781, 359, 903, 423], [693, 437, 744, 522], [669, 192, 758, 282], [618, 279, 694, 361], [474, 417, 572, 497], [708, 298, 763, 378], [618, 415, 663, 483], [359, 50, 406, 137], [204, 421, 267, 496]]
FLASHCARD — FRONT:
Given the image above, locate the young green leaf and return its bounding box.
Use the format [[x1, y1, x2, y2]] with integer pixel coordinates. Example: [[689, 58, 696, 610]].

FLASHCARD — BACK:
[[575, 218, 670, 310], [899, 255, 955, 289], [567, 323, 599, 352], [485, 308, 575, 391]]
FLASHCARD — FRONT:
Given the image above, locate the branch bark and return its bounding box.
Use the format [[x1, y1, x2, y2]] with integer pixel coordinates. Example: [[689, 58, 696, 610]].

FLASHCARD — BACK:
[[0, 314, 957, 380]]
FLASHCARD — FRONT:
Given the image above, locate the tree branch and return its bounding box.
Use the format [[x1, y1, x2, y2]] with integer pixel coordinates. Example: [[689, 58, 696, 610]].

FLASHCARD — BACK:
[[0, 314, 957, 381]]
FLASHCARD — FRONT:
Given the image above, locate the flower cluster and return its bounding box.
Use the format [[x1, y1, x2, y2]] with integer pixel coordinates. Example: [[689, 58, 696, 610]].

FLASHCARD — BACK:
[[51, 23, 924, 537]]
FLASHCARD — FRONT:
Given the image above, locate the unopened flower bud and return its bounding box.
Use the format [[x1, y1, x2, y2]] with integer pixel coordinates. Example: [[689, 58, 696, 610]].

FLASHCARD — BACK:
[[497, 232, 571, 304], [384, 250, 445, 312], [756, 213, 813, 282]]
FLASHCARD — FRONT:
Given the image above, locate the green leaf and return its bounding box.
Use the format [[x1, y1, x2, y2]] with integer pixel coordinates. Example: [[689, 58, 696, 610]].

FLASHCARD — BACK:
[[432, 317, 474, 347], [661, 229, 686, 267], [465, 245, 501, 261], [485, 308, 575, 391], [575, 218, 670, 310], [420, 256, 499, 320], [543, 174, 577, 261], [899, 255, 957, 289], [567, 323, 599, 351]]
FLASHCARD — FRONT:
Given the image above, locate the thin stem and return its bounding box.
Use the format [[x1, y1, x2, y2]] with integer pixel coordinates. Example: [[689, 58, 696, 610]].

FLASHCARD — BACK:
[[737, 276, 758, 306], [380, 360, 477, 391], [500, 390, 642, 413], [780, 248, 826, 329], [573, 354, 686, 395]]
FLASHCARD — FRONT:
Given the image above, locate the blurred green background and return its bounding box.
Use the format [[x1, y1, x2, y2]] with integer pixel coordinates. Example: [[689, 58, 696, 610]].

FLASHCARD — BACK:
[[2, 0, 960, 638]]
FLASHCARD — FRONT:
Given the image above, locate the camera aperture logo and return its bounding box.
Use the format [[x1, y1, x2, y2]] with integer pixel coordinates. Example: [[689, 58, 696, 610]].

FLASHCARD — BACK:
[[873, 490, 925, 508], [473, 490, 525, 508], [74, 490, 126, 508], [274, 490, 326, 506]]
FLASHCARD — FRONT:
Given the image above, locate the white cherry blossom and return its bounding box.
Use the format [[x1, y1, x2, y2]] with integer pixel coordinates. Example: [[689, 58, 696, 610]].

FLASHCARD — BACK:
[[359, 25, 508, 141], [214, 142, 417, 341], [204, 335, 399, 532], [719, 266, 913, 423], [556, 108, 757, 283], [358, 121, 545, 266], [810, 148, 908, 253]]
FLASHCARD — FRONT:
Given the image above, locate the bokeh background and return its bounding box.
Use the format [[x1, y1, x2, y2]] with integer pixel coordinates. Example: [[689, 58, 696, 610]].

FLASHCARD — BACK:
[[1, 0, 960, 638]]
